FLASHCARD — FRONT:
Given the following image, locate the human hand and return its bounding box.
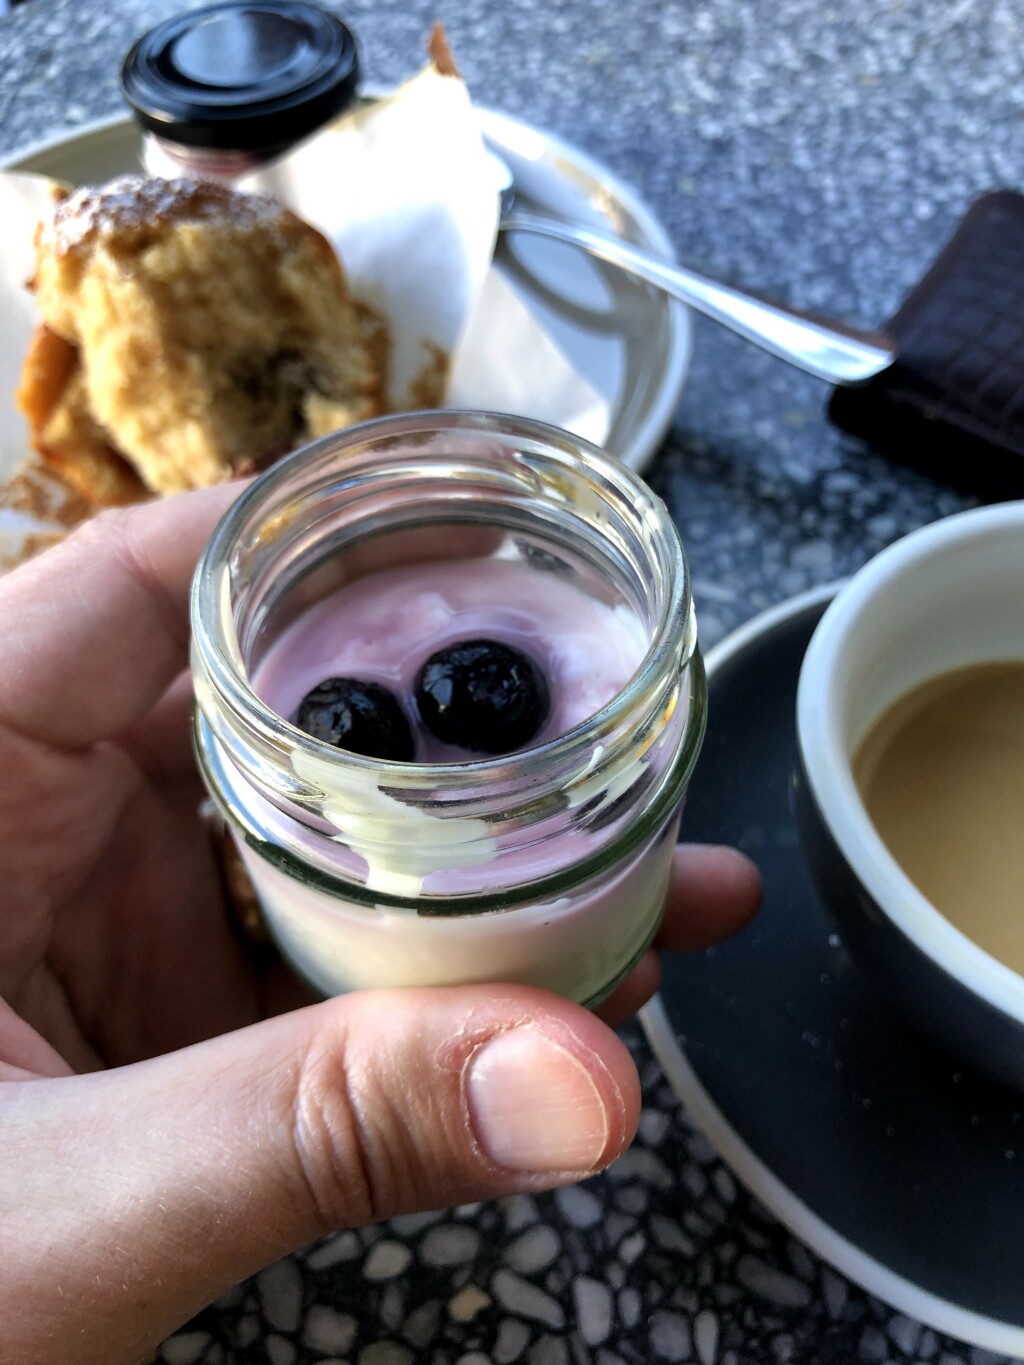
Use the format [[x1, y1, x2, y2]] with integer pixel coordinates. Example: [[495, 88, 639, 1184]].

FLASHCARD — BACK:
[[0, 487, 760, 1364]]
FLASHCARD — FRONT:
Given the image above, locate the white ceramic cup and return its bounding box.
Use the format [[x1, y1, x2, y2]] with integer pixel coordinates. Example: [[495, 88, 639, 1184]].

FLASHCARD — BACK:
[[795, 501, 1024, 1089]]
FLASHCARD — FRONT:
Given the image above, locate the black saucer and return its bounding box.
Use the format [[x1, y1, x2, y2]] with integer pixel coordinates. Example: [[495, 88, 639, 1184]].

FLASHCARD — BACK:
[[643, 586, 1024, 1354]]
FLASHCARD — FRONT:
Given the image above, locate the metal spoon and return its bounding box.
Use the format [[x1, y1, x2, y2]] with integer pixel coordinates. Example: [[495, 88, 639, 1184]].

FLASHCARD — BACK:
[[492, 156, 893, 387]]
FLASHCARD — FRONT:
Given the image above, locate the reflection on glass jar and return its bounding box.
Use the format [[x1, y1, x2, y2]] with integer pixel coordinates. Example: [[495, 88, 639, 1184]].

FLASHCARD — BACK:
[[191, 412, 706, 1005]]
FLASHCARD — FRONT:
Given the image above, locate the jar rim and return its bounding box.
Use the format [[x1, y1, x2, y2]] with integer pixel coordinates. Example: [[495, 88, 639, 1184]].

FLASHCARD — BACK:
[[191, 410, 696, 796]]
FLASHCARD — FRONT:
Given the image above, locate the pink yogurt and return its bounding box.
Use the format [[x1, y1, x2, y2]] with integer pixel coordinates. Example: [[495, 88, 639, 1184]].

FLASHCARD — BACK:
[[254, 556, 649, 762]]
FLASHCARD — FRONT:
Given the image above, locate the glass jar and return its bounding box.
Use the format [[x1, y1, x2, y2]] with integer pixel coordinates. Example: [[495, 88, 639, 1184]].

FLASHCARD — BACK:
[[122, 2, 359, 184], [191, 412, 706, 1006]]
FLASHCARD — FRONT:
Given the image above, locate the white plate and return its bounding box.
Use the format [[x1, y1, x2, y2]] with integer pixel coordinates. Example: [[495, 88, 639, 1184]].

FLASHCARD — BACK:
[[6, 110, 692, 474]]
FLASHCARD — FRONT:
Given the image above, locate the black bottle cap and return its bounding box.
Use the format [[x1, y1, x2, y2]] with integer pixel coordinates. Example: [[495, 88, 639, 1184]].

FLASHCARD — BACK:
[[121, 2, 360, 153]]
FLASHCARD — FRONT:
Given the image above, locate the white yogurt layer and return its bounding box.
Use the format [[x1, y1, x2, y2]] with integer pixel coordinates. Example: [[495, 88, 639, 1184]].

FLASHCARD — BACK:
[[239, 814, 679, 1001]]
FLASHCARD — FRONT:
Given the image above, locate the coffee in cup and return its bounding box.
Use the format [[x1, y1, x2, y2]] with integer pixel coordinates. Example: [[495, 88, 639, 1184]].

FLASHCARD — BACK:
[[852, 660, 1024, 974], [795, 501, 1024, 1090]]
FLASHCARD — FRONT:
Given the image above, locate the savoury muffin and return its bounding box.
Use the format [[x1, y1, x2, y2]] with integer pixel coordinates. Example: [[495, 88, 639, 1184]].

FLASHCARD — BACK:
[[19, 175, 382, 499]]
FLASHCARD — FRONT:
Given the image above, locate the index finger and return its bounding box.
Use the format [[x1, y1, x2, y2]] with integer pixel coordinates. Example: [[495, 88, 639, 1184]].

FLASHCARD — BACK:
[[656, 844, 762, 952], [0, 483, 242, 750]]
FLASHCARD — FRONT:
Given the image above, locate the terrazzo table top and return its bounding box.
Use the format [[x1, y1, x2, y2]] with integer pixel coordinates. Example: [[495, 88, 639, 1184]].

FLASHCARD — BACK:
[[0, 0, 1015, 1361]]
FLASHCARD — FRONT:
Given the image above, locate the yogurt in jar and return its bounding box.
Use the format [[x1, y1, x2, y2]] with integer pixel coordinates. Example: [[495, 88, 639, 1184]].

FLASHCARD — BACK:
[[235, 552, 679, 998], [191, 413, 705, 1005]]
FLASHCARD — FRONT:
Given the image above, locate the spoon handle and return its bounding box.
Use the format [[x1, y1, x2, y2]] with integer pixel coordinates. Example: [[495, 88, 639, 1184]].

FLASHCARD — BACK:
[[499, 209, 894, 386]]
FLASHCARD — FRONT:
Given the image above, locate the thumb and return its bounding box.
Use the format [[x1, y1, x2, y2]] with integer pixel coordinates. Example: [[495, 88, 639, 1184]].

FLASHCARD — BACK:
[[3, 986, 639, 1365]]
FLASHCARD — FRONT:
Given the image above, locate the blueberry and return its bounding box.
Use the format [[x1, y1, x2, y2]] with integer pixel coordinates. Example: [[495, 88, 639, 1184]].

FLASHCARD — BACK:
[[416, 639, 550, 755], [293, 677, 414, 761]]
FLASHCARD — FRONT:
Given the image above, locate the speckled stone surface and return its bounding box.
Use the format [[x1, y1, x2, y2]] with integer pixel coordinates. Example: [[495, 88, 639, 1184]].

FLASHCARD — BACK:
[[1, 0, 1019, 1361]]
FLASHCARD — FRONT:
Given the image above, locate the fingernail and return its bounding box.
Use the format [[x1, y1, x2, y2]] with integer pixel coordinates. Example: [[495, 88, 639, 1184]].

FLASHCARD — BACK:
[[466, 1028, 611, 1173]]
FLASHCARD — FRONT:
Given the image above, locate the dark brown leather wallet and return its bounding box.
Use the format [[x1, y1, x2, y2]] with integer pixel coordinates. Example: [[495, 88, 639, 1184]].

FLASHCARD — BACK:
[[829, 191, 1024, 499]]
